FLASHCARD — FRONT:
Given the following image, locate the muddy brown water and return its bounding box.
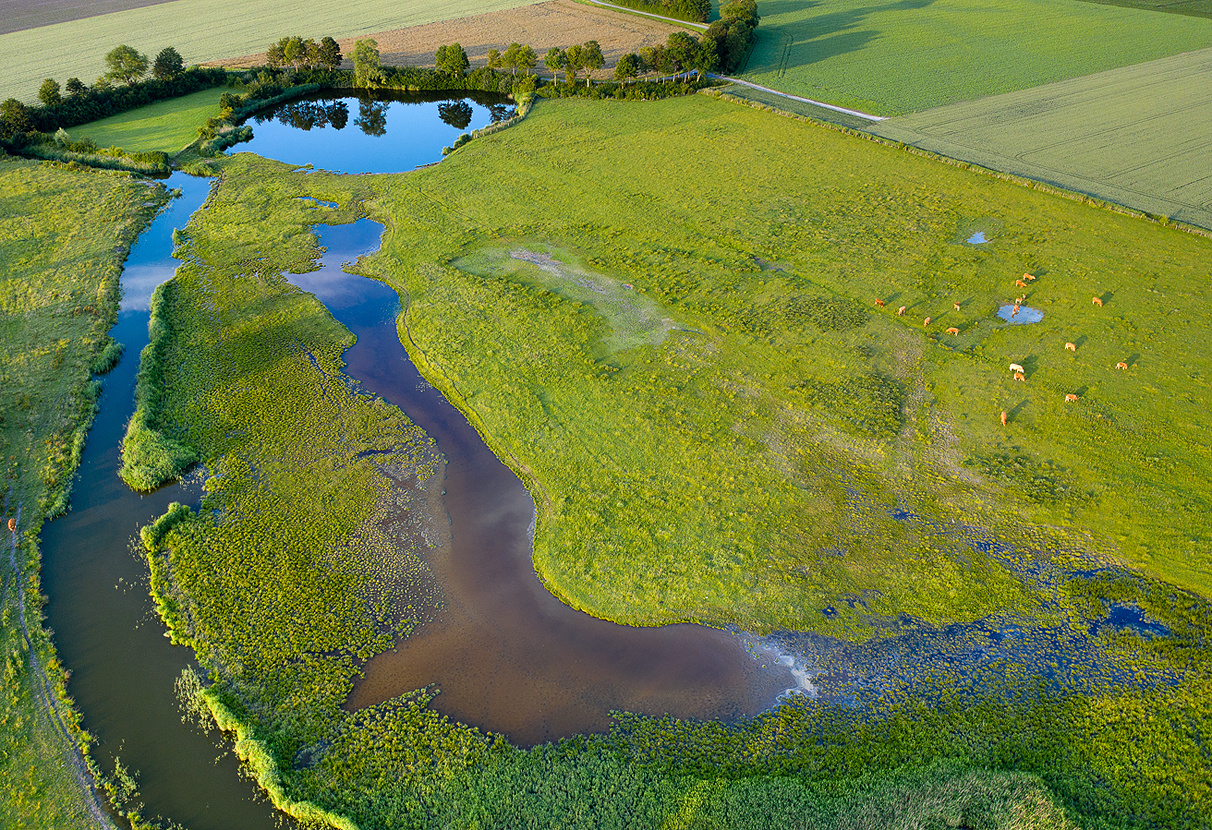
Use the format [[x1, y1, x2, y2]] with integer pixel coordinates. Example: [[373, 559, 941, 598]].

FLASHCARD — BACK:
[[294, 220, 794, 746]]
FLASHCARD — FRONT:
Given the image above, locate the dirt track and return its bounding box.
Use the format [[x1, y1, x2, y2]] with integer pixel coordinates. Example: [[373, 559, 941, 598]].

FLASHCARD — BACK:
[[207, 0, 693, 73]]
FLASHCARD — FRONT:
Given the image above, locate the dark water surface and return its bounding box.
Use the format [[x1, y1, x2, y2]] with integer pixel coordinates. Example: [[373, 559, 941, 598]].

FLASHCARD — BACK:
[[42, 173, 284, 830], [240, 91, 510, 173], [295, 221, 794, 745]]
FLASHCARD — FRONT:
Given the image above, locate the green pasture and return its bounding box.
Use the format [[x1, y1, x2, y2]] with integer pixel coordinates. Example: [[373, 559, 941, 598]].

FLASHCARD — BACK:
[[127, 95, 1212, 827], [0, 0, 544, 102], [1077, 0, 1212, 16], [0, 156, 167, 829], [70, 87, 227, 154], [738, 0, 1212, 115], [870, 46, 1212, 231]]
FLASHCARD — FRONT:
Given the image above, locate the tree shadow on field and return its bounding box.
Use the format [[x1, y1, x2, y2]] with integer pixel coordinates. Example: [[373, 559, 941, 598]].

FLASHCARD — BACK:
[[756, 0, 940, 76]]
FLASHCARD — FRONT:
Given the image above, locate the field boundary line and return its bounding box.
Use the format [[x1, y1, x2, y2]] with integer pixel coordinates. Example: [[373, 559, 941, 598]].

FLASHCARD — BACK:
[[708, 75, 887, 120], [700, 87, 1212, 239], [572, 0, 708, 29]]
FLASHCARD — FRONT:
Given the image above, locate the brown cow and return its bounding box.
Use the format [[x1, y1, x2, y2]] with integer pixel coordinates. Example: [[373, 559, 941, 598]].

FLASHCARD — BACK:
[[1092, 297, 1103, 307], [1016, 279, 1027, 288], [1116, 361, 1128, 370], [6, 518, 14, 533], [1011, 305, 1020, 317], [924, 317, 931, 326], [875, 299, 886, 308], [953, 302, 962, 312], [1065, 393, 1079, 402], [945, 327, 959, 335], [1000, 410, 1008, 426], [897, 306, 906, 316], [1022, 273, 1036, 282], [1015, 295, 1026, 305], [1065, 342, 1077, 352], [1013, 372, 1026, 382]]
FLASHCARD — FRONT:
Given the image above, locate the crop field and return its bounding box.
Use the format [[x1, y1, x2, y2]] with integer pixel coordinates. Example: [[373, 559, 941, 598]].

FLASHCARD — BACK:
[[124, 95, 1212, 828], [210, 0, 693, 75], [737, 0, 1212, 116], [869, 46, 1212, 231], [0, 156, 166, 830], [0, 0, 545, 102], [70, 87, 227, 154]]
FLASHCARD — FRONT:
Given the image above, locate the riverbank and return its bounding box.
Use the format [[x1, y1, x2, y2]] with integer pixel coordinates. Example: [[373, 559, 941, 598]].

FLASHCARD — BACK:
[[0, 155, 167, 829]]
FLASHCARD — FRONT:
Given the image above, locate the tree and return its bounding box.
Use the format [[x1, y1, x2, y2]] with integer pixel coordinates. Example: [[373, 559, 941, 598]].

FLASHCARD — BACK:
[[544, 47, 566, 85], [564, 44, 583, 83], [502, 42, 521, 76], [435, 43, 469, 77], [304, 39, 321, 68], [38, 78, 61, 107], [486, 48, 502, 70], [665, 31, 698, 78], [282, 36, 305, 69], [319, 36, 342, 70], [639, 45, 664, 77], [105, 45, 148, 84], [266, 41, 285, 68], [153, 46, 184, 80], [0, 99, 31, 139], [352, 38, 382, 88], [516, 44, 537, 77], [614, 53, 639, 84], [580, 40, 603, 87], [65, 77, 86, 96]]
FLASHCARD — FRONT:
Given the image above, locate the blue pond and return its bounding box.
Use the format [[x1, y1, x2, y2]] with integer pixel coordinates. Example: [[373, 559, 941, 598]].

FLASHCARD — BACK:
[[967, 230, 989, 243], [997, 303, 1044, 324], [239, 91, 514, 174]]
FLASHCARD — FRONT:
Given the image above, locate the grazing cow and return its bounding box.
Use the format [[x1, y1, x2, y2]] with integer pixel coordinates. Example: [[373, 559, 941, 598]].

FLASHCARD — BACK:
[[1092, 297, 1103, 307], [1008, 363, 1024, 373], [924, 317, 931, 326], [1015, 295, 1026, 304], [1022, 273, 1036, 282], [945, 327, 959, 335], [953, 302, 962, 312], [1065, 393, 1079, 402], [875, 299, 886, 307], [6, 518, 14, 533], [1065, 342, 1077, 352], [1116, 362, 1128, 370], [897, 306, 906, 316], [1014, 372, 1026, 382], [1000, 410, 1008, 426], [1016, 279, 1027, 288], [1012, 305, 1020, 317]]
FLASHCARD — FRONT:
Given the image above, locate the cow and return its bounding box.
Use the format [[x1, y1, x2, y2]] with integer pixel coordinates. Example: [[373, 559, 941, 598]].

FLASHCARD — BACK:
[[1012, 305, 1020, 317], [1116, 362, 1129, 370], [1065, 393, 1079, 402], [1008, 363, 1024, 373], [945, 327, 959, 335], [1022, 273, 1036, 282], [1014, 372, 1026, 382], [924, 317, 931, 326], [6, 518, 13, 533], [897, 306, 906, 316], [1065, 342, 1077, 352], [1000, 410, 1008, 426], [875, 299, 886, 307], [1016, 279, 1027, 288], [953, 302, 962, 312], [1092, 297, 1103, 307]]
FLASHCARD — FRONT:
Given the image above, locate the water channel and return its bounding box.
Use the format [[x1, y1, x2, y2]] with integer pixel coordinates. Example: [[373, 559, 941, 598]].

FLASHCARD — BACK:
[[41, 94, 793, 827]]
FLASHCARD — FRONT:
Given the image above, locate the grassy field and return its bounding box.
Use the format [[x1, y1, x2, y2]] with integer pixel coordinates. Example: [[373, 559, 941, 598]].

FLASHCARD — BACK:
[[0, 155, 167, 829], [0, 0, 544, 102], [869, 46, 1212, 231], [126, 97, 1212, 827], [1076, 0, 1212, 16], [737, 0, 1212, 115], [70, 87, 227, 154]]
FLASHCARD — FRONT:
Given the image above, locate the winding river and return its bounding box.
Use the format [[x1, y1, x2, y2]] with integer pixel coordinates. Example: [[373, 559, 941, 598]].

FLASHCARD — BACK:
[[41, 94, 793, 827]]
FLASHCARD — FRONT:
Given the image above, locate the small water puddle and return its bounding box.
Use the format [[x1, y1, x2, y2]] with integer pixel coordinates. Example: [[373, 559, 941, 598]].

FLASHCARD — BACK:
[[997, 304, 1044, 324]]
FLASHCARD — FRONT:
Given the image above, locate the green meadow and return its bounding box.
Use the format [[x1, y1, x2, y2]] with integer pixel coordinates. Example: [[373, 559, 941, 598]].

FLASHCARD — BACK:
[[69, 86, 227, 154], [0, 0, 543, 102], [121, 95, 1212, 828], [738, 0, 1212, 115], [0, 155, 166, 829], [870, 46, 1212, 231]]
